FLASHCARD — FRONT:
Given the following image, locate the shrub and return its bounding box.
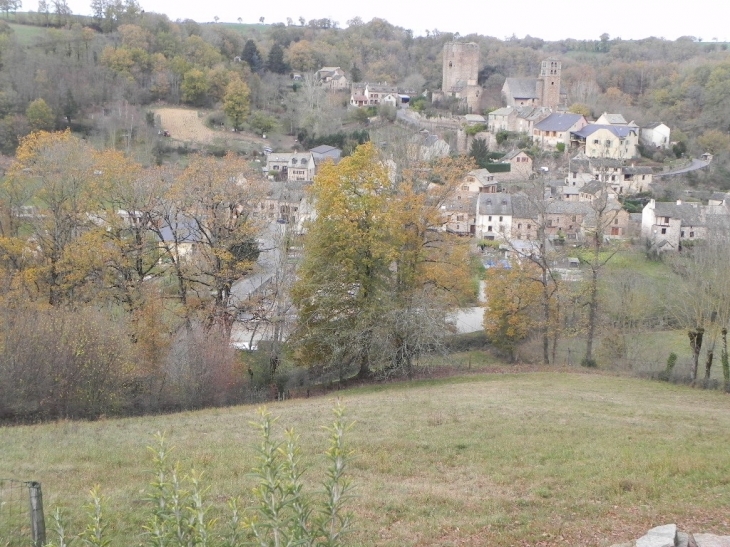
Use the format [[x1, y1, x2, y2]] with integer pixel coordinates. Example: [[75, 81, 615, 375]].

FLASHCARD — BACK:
[[581, 358, 598, 368], [44, 404, 354, 547]]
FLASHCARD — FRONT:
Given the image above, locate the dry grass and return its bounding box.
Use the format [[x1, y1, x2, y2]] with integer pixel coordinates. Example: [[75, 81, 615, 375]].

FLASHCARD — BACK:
[[3, 372, 730, 546]]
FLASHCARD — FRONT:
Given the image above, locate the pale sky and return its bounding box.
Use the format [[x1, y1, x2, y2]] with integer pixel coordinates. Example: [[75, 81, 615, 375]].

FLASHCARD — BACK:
[[62, 0, 729, 42]]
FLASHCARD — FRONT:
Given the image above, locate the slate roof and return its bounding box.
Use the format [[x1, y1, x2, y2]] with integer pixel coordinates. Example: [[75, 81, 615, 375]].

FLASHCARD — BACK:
[[505, 78, 540, 99], [464, 114, 486, 123], [653, 202, 704, 225], [621, 165, 653, 175], [501, 149, 529, 161], [572, 124, 637, 138], [479, 193, 513, 216], [466, 169, 498, 186], [546, 201, 593, 215], [516, 106, 550, 121], [534, 113, 585, 132], [599, 113, 628, 124], [489, 107, 514, 117], [511, 193, 539, 218]]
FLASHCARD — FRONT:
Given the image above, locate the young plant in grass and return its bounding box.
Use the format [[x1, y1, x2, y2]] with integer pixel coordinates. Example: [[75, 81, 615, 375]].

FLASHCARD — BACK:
[[43, 404, 353, 547]]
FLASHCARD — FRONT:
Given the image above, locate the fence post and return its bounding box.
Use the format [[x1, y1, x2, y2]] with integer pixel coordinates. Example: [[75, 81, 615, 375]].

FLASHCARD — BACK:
[[28, 482, 46, 547]]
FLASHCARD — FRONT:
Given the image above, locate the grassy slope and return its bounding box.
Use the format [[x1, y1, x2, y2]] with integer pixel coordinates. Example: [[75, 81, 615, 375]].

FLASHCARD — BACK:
[[2, 372, 730, 546]]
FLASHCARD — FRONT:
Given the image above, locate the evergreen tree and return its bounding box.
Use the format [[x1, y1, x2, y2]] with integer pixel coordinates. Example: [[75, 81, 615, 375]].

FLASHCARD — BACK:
[[267, 43, 288, 73], [241, 39, 263, 73]]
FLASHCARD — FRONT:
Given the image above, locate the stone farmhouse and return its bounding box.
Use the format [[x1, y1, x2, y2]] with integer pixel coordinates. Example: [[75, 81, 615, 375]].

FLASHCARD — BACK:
[[488, 106, 550, 135], [315, 67, 350, 91], [566, 153, 653, 194], [265, 152, 316, 182], [532, 113, 588, 149], [350, 83, 399, 107], [641, 198, 730, 251], [570, 124, 640, 159], [473, 191, 626, 243]]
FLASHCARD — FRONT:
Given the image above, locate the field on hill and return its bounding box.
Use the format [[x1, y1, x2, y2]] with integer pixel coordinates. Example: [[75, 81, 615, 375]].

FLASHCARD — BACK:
[[3, 372, 730, 546]]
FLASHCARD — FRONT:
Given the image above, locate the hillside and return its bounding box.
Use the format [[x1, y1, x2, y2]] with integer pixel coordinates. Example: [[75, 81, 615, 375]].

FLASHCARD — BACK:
[[3, 372, 730, 546]]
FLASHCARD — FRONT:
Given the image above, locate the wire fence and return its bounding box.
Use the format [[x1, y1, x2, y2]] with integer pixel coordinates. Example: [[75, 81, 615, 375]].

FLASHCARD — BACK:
[[0, 479, 45, 547]]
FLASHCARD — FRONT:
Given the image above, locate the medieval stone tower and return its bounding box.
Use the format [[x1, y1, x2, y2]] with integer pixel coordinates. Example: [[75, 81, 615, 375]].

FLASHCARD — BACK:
[[538, 58, 561, 110], [442, 42, 479, 92], [441, 42, 482, 113]]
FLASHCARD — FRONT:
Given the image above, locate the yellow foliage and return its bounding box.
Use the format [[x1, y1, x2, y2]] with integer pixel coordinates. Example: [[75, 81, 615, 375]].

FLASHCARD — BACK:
[[484, 262, 543, 360]]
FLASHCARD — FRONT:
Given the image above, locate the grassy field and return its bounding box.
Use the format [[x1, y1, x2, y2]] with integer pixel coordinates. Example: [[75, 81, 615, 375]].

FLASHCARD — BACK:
[[2, 372, 730, 546]]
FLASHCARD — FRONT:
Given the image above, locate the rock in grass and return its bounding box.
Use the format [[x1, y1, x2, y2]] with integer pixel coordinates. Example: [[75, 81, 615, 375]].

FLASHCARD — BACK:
[[636, 524, 677, 547]]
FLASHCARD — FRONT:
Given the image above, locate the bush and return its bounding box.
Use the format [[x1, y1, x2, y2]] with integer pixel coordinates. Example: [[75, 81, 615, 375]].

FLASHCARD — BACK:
[[581, 358, 598, 368], [44, 405, 354, 547]]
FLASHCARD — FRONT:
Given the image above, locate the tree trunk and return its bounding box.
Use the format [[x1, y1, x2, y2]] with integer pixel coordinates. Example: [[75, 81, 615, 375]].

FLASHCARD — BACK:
[[584, 267, 599, 364], [705, 350, 713, 381], [689, 328, 704, 381], [542, 277, 550, 365]]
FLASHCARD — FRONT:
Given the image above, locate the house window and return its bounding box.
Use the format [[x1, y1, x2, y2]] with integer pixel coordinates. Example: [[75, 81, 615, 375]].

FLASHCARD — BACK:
[[488, 225, 493, 232], [690, 231, 695, 238], [527, 224, 531, 230], [605, 140, 612, 147], [488, 216, 492, 221], [661, 228, 666, 234], [462, 185, 469, 191], [547, 220, 553, 227], [518, 223, 522, 229], [499, 216, 503, 221], [593, 139, 599, 145], [681, 231, 685, 237]]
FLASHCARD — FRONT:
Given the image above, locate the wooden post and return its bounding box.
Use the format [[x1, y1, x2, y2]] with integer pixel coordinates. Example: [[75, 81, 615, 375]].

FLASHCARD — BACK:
[[28, 482, 45, 547]]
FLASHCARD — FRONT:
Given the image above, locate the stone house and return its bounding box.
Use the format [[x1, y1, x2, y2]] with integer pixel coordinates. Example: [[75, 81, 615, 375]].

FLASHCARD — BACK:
[[488, 106, 550, 135], [461, 169, 500, 193], [640, 199, 730, 251], [571, 125, 640, 159], [640, 122, 671, 149], [488, 107, 516, 133], [350, 83, 400, 107], [265, 152, 316, 182], [475, 193, 513, 240], [315, 67, 350, 91], [499, 150, 533, 180], [533, 113, 588, 149]]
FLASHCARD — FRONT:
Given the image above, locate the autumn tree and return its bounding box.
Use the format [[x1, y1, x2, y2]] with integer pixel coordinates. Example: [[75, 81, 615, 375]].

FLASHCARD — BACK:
[[26, 98, 54, 132], [7, 131, 101, 306], [159, 153, 263, 332], [291, 144, 474, 379], [484, 263, 543, 361], [223, 76, 250, 130]]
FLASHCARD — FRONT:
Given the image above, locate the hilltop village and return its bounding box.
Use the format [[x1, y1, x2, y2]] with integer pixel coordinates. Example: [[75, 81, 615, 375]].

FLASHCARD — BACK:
[[263, 41, 717, 256]]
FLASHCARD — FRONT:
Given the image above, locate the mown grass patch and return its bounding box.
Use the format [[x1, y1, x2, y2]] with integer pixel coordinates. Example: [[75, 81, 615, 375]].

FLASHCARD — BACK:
[[2, 372, 730, 546]]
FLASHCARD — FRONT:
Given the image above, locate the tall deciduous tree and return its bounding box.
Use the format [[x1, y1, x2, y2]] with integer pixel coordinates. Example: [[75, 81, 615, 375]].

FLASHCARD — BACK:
[[26, 98, 54, 132], [222, 76, 250, 130], [291, 144, 474, 379], [7, 130, 99, 305]]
